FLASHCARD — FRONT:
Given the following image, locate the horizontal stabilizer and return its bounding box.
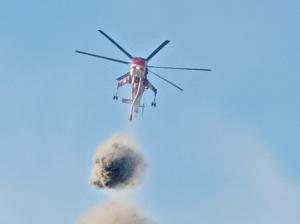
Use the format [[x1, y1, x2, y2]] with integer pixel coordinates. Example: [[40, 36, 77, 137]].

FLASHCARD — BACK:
[[122, 98, 132, 104]]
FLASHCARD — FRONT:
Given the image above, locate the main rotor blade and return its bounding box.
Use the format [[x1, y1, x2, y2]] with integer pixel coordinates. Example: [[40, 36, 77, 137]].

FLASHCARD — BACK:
[[75, 50, 130, 65], [146, 40, 170, 61], [116, 72, 130, 81], [148, 69, 183, 91], [98, 30, 133, 59], [148, 65, 211, 71]]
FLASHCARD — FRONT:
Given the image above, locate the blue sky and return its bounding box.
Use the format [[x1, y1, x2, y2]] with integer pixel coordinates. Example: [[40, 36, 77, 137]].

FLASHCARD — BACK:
[[1, 0, 300, 223]]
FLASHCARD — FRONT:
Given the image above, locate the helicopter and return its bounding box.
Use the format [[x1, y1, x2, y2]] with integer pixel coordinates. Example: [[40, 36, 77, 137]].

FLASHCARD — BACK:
[[76, 30, 211, 121]]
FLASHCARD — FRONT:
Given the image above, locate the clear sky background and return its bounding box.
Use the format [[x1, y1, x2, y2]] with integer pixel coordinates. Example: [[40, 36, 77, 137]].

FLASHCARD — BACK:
[[1, 0, 300, 223]]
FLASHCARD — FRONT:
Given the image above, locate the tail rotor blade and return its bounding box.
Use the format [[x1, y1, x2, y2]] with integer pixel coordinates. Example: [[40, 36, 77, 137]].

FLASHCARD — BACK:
[[148, 69, 183, 91], [75, 50, 130, 65], [148, 65, 211, 71], [98, 30, 133, 59], [146, 40, 170, 61]]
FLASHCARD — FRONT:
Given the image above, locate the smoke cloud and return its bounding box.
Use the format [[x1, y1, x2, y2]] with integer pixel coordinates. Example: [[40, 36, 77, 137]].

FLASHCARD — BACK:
[[77, 198, 150, 224], [90, 134, 146, 189], [77, 134, 150, 224]]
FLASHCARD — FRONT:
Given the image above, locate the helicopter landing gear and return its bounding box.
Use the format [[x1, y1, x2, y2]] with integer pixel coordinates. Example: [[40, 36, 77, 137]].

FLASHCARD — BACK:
[[151, 92, 157, 107], [113, 87, 119, 100]]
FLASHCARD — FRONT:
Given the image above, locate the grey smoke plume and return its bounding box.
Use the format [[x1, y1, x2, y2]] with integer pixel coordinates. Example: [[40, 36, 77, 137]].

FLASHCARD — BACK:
[[91, 134, 146, 189], [77, 134, 150, 224], [77, 198, 150, 224]]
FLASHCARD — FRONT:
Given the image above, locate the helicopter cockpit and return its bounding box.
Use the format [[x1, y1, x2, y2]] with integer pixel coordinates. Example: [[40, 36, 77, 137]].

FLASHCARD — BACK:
[[130, 65, 145, 78]]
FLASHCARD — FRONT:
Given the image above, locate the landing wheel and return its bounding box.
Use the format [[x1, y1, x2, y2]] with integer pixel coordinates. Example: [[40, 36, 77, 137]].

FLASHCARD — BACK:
[[113, 95, 118, 100]]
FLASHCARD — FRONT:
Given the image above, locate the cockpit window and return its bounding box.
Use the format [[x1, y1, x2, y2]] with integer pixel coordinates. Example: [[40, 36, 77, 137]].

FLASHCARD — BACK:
[[131, 66, 145, 77], [132, 66, 144, 71]]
